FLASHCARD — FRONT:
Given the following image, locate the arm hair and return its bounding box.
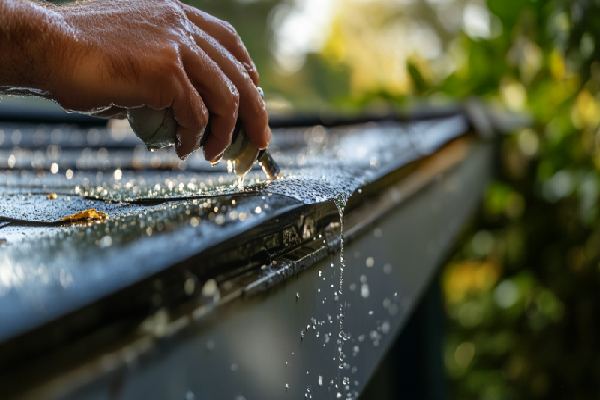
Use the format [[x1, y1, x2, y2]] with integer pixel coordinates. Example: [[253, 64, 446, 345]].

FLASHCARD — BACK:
[[0, 0, 70, 96]]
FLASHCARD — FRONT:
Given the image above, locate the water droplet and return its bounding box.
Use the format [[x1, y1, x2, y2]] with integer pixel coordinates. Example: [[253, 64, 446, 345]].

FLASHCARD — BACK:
[[382, 321, 390, 334], [186, 391, 195, 400], [319, 376, 323, 386], [383, 298, 391, 308], [202, 279, 219, 297], [231, 363, 238, 372], [361, 284, 370, 298], [366, 257, 374, 267]]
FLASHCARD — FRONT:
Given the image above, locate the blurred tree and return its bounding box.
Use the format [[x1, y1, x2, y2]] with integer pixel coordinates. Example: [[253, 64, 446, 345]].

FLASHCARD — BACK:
[[435, 1, 600, 399]]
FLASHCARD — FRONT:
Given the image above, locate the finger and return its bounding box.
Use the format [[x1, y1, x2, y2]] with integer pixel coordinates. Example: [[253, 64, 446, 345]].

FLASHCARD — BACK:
[[190, 27, 270, 151], [170, 73, 209, 160], [181, 3, 260, 86], [180, 44, 239, 161], [201, 125, 233, 163]]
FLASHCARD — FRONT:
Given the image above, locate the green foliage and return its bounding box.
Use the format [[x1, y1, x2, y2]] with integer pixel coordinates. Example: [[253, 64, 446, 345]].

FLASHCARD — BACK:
[[440, 1, 600, 399]]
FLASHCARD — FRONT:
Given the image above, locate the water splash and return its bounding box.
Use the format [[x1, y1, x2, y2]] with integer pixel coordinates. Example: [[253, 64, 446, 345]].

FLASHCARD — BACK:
[[237, 177, 245, 190]]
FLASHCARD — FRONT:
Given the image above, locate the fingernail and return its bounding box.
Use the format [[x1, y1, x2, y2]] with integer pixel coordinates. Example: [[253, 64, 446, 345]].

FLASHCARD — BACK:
[[175, 133, 190, 161], [177, 150, 190, 161], [209, 153, 223, 164], [203, 146, 224, 163]]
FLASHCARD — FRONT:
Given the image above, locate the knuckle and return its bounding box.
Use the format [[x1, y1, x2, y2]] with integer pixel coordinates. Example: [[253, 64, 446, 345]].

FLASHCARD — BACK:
[[222, 21, 238, 36], [167, 3, 186, 18], [225, 85, 240, 112], [237, 62, 251, 81], [231, 87, 240, 105], [235, 37, 246, 50], [159, 48, 183, 74], [198, 105, 209, 127]]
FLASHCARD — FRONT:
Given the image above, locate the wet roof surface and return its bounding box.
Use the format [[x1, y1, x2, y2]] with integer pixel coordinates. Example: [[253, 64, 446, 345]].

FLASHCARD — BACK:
[[0, 113, 468, 341]]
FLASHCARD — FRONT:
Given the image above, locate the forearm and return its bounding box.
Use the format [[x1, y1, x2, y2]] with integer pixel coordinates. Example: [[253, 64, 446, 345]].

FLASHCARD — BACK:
[[0, 0, 70, 95]]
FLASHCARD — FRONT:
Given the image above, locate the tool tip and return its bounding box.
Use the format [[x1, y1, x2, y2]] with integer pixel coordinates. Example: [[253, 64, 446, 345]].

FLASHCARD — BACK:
[[257, 150, 280, 180]]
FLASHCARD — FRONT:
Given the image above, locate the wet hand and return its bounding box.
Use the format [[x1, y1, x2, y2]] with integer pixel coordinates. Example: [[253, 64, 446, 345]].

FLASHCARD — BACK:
[[53, 0, 270, 161]]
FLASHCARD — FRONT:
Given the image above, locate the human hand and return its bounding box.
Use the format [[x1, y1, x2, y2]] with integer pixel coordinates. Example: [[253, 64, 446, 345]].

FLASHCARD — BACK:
[[52, 0, 270, 161]]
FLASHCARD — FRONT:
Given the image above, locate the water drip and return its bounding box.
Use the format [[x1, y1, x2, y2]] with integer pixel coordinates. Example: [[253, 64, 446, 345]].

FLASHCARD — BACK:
[[333, 193, 349, 381]]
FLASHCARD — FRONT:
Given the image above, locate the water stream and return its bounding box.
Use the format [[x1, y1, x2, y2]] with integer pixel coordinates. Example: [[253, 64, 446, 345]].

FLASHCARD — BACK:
[[334, 194, 349, 372]]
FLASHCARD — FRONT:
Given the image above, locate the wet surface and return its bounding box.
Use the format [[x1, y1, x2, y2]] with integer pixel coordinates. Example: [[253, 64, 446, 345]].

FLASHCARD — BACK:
[[0, 114, 467, 342]]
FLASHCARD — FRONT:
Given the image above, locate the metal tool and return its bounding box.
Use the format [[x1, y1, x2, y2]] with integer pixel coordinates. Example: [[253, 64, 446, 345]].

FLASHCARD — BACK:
[[127, 87, 280, 180]]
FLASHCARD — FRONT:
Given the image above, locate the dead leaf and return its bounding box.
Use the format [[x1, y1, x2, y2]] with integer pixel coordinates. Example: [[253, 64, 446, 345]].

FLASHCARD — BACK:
[[60, 209, 109, 222]]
